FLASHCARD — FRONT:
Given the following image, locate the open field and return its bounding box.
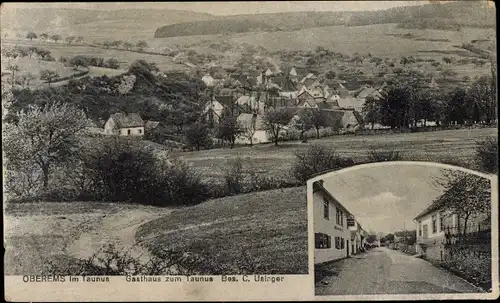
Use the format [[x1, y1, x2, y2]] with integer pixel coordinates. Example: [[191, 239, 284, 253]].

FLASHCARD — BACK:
[[228, 24, 494, 56], [136, 186, 308, 274], [180, 128, 498, 183], [1, 39, 189, 72], [4, 202, 174, 275], [4, 186, 307, 275]]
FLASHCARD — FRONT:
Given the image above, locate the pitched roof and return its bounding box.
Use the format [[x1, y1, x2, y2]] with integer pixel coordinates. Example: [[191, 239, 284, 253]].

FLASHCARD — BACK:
[[215, 95, 234, 107], [337, 96, 365, 110], [317, 101, 340, 110], [414, 198, 444, 221], [145, 120, 160, 130], [343, 80, 362, 91], [110, 113, 144, 128]]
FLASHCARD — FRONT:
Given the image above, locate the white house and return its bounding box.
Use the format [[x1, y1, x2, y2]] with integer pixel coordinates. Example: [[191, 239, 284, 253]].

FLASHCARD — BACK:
[[201, 74, 216, 87], [414, 194, 490, 261], [235, 113, 271, 145], [104, 113, 145, 136], [313, 180, 355, 264], [203, 100, 225, 123]]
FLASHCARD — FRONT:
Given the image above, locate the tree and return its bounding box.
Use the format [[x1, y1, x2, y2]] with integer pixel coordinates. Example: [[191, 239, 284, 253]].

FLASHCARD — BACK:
[[105, 58, 120, 69], [443, 87, 469, 125], [216, 115, 242, 148], [136, 40, 148, 52], [434, 170, 491, 238], [325, 70, 336, 79], [40, 70, 59, 86], [69, 56, 89, 70], [102, 40, 112, 49], [366, 234, 377, 244], [384, 233, 395, 242], [26, 32, 37, 40], [377, 86, 412, 129], [6, 65, 20, 85], [50, 34, 62, 43], [442, 56, 453, 64], [111, 40, 123, 48], [3, 102, 90, 190], [40, 33, 49, 40], [123, 42, 133, 50], [240, 116, 257, 147], [440, 68, 457, 80], [311, 109, 329, 139], [295, 110, 314, 142], [65, 36, 76, 44], [263, 108, 293, 146], [22, 73, 35, 87], [27, 46, 38, 58], [467, 76, 496, 124], [185, 123, 212, 151], [475, 137, 498, 174], [362, 95, 381, 129], [76, 36, 84, 43]]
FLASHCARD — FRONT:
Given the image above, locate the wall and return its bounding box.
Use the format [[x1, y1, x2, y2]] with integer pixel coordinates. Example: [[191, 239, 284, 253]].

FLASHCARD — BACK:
[[235, 130, 271, 145], [119, 126, 145, 136], [313, 190, 351, 264]]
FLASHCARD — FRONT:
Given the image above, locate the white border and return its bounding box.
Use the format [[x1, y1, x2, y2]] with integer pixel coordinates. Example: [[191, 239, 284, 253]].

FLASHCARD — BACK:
[[307, 161, 499, 300]]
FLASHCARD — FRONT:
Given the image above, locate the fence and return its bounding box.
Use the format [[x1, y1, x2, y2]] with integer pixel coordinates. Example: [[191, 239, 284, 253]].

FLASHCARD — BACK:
[[443, 224, 491, 245]]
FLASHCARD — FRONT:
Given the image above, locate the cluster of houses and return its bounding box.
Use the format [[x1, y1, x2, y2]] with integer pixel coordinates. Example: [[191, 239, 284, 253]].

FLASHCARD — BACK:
[[201, 67, 388, 144], [313, 179, 368, 265]]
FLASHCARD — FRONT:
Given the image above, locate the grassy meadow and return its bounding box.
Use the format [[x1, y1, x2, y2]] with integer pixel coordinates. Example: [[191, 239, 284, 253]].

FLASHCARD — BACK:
[[180, 127, 498, 183], [136, 186, 308, 274]]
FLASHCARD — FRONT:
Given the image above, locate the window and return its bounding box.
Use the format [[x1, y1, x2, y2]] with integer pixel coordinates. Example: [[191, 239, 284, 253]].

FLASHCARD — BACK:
[[138, 129, 142, 134], [418, 223, 422, 237], [439, 212, 445, 232], [341, 237, 345, 249], [323, 198, 329, 220], [127, 129, 131, 135], [336, 208, 343, 226], [431, 214, 437, 233], [315, 233, 331, 249], [335, 237, 341, 249]]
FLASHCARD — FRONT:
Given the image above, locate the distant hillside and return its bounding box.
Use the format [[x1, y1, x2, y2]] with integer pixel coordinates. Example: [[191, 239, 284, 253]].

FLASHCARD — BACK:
[[154, 2, 496, 38], [0, 7, 214, 33]]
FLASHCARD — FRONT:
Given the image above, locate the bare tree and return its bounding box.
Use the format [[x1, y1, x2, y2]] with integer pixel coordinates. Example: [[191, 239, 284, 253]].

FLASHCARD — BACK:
[[263, 108, 293, 146]]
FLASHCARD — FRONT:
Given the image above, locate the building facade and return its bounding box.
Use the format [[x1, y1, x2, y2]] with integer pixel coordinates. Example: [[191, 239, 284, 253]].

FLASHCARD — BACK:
[[313, 180, 355, 264], [104, 113, 145, 136]]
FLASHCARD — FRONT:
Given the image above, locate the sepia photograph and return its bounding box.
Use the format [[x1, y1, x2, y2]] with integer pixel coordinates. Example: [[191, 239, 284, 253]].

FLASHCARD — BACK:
[[311, 162, 496, 296], [1, 0, 497, 301]]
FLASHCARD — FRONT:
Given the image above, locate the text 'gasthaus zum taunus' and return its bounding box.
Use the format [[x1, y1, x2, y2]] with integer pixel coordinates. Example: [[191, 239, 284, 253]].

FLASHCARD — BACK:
[[21, 275, 286, 283]]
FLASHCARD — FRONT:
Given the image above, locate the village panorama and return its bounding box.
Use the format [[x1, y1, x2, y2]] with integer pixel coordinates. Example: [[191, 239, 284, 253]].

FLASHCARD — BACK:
[[2, 1, 497, 298]]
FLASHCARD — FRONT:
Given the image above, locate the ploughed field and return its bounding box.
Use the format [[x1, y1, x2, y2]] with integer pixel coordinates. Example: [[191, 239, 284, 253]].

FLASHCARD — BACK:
[[180, 127, 498, 183]]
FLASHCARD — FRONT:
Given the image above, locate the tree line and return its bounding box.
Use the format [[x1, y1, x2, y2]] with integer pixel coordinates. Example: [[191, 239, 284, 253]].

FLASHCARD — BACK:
[[362, 75, 497, 129]]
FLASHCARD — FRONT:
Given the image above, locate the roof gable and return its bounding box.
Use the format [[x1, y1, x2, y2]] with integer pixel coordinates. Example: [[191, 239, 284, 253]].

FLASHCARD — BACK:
[[110, 113, 144, 128]]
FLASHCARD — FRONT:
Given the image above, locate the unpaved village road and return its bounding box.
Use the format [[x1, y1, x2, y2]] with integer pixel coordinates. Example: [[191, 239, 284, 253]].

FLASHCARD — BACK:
[[315, 247, 482, 295]]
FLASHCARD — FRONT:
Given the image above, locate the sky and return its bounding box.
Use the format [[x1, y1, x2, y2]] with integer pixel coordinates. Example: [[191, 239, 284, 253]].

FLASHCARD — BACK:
[[323, 164, 449, 235], [5, 1, 430, 15]]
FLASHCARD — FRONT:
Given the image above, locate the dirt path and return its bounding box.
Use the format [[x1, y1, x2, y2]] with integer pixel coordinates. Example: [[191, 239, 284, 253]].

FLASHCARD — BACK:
[[4, 202, 172, 274], [67, 208, 172, 262]]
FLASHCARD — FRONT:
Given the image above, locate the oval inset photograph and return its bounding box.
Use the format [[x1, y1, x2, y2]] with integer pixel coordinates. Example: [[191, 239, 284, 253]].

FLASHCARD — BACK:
[[309, 162, 497, 297]]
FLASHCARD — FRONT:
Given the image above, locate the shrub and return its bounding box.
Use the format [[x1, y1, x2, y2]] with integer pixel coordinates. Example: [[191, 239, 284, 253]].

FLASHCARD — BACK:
[[292, 145, 355, 182], [476, 137, 498, 173], [42, 244, 225, 275], [367, 149, 402, 163], [79, 137, 210, 206], [224, 157, 244, 195]]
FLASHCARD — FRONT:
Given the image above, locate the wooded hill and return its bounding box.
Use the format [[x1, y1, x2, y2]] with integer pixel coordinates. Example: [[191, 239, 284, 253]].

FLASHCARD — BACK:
[[154, 1, 496, 38]]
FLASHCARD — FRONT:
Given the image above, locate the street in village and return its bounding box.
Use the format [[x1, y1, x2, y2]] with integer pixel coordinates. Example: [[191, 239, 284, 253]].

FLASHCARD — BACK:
[[315, 247, 483, 295]]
